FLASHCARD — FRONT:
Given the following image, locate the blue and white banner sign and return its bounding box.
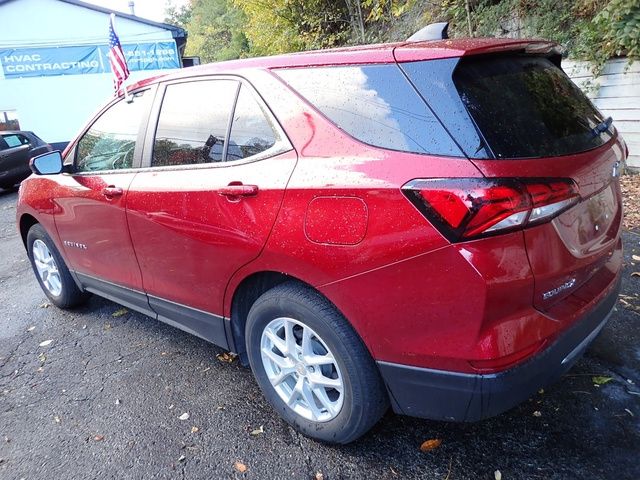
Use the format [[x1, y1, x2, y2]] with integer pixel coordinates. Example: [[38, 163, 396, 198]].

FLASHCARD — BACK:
[[0, 42, 180, 79]]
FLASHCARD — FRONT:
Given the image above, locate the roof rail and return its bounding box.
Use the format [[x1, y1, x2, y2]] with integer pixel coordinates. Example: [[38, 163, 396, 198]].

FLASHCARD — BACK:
[[407, 22, 449, 42]]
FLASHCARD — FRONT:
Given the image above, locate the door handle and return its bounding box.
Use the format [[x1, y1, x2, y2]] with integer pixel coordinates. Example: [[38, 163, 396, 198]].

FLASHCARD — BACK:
[[217, 183, 259, 198], [102, 186, 123, 198]]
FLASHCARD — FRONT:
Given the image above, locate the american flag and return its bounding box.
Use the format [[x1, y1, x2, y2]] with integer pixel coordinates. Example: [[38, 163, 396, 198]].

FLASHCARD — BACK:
[[108, 13, 130, 92]]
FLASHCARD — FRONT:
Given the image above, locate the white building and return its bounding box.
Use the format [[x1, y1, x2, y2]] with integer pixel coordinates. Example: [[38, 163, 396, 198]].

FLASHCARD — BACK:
[[0, 0, 186, 149]]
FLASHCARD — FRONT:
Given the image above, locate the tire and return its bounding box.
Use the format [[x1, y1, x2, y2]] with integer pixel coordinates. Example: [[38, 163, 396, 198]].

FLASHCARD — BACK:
[[246, 282, 389, 444], [27, 224, 89, 308]]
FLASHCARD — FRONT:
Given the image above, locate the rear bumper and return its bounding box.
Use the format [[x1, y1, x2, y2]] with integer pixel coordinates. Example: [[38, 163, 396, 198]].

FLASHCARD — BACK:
[[378, 274, 621, 422]]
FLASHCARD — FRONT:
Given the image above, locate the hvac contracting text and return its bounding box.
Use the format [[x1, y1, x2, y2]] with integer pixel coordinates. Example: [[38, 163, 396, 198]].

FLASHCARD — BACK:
[[0, 42, 179, 78]]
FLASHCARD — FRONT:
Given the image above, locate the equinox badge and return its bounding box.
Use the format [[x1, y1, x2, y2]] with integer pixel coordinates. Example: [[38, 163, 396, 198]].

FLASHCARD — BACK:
[[543, 278, 576, 300]]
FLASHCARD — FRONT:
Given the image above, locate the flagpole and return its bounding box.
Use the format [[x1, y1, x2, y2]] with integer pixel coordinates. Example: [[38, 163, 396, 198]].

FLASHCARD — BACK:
[[108, 13, 131, 100]]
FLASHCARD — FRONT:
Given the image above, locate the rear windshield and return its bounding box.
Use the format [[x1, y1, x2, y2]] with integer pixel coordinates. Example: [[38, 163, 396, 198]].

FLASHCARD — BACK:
[[401, 55, 612, 159]]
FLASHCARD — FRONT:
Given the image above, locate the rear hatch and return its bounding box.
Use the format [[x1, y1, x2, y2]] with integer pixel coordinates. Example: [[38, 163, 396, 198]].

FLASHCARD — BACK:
[[396, 42, 625, 314]]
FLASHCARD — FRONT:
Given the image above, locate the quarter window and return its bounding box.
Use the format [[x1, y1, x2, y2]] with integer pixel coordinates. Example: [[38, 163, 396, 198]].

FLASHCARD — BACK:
[[152, 80, 238, 167], [226, 86, 279, 161], [76, 90, 150, 172], [277, 64, 462, 157], [1, 133, 29, 148]]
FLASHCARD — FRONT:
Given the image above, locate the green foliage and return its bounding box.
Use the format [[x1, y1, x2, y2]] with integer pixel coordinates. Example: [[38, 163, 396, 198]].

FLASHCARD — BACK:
[[167, 0, 250, 63], [362, 0, 413, 22], [438, 0, 639, 68], [164, 1, 192, 28], [594, 0, 640, 59], [169, 0, 638, 69], [233, 0, 351, 55]]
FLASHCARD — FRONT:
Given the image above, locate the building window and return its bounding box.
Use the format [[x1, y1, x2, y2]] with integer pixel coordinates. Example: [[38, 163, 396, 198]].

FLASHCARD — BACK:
[[0, 110, 20, 131]]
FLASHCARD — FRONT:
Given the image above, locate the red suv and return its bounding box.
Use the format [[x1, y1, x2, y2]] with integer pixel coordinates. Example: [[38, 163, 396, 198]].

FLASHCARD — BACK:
[[18, 34, 626, 444]]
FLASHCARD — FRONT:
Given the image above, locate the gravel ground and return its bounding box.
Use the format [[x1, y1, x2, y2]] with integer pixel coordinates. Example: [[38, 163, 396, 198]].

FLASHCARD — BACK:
[[0, 186, 638, 480]]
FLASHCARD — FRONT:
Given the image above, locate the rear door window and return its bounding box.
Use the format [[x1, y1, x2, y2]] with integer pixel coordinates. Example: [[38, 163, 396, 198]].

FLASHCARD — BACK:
[[152, 80, 238, 167], [2, 134, 29, 148], [226, 85, 280, 161], [276, 64, 462, 157]]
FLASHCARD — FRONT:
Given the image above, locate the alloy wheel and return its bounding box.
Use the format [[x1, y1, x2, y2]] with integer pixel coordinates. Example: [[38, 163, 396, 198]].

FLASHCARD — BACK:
[[32, 239, 62, 296], [260, 317, 344, 422]]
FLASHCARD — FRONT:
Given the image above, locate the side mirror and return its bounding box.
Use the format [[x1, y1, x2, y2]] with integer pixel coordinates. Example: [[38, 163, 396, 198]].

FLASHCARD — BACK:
[[30, 151, 63, 175]]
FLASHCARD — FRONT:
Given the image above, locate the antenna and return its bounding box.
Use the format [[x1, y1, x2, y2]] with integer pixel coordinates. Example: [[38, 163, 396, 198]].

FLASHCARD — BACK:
[[407, 22, 449, 42]]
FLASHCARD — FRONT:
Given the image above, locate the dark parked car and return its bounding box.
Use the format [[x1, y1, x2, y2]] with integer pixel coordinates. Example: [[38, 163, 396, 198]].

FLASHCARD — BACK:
[[17, 30, 627, 444], [0, 131, 51, 189]]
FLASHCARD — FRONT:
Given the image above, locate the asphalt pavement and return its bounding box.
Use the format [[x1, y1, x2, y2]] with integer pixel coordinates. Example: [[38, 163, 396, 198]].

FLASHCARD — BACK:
[[0, 187, 638, 480]]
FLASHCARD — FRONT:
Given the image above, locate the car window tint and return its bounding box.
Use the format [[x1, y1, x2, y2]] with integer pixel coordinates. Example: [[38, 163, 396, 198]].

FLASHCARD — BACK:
[[399, 58, 492, 159], [452, 55, 611, 158], [2, 134, 28, 148], [226, 86, 279, 162], [277, 64, 462, 157], [76, 90, 150, 172], [153, 80, 238, 167], [0, 137, 8, 151]]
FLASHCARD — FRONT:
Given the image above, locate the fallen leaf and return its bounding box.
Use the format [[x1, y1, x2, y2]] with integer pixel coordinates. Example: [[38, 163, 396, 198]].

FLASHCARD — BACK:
[[191, 426, 199, 433], [169, 404, 174, 410], [39, 302, 51, 308], [592, 376, 613, 385], [112, 308, 128, 317], [178, 412, 190, 421], [216, 352, 237, 363], [54, 416, 60, 423], [38, 353, 46, 363], [250, 425, 264, 436], [633, 255, 640, 262], [27, 326, 35, 332], [419, 439, 442, 452], [495, 470, 502, 480], [93, 435, 104, 441], [625, 408, 634, 417], [217, 405, 225, 411], [178, 455, 186, 463], [533, 411, 542, 417], [103, 323, 112, 330], [315, 472, 324, 480], [631, 272, 640, 277], [39, 340, 53, 347], [234, 461, 248, 473]]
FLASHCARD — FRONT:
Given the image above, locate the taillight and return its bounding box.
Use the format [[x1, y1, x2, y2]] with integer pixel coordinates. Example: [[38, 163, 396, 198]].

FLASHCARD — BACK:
[[402, 178, 579, 242]]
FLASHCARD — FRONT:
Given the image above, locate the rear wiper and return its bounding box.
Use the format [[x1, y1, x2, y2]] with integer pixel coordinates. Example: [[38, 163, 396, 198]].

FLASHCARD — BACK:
[[592, 117, 612, 137]]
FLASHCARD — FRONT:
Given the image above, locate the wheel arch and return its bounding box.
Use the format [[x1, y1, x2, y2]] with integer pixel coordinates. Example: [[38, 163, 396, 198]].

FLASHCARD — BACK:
[[227, 270, 370, 365], [228, 271, 298, 363], [19, 213, 39, 250]]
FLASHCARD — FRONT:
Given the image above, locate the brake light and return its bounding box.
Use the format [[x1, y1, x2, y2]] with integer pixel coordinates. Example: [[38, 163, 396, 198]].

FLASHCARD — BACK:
[[403, 178, 579, 242]]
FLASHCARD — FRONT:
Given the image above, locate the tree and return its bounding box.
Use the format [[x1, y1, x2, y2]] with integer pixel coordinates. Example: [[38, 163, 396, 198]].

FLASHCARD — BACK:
[[167, 0, 250, 63], [164, 0, 192, 29], [233, 0, 353, 55]]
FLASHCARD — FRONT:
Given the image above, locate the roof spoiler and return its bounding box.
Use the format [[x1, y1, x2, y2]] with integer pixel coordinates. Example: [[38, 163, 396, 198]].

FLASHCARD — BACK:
[[407, 22, 449, 42]]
